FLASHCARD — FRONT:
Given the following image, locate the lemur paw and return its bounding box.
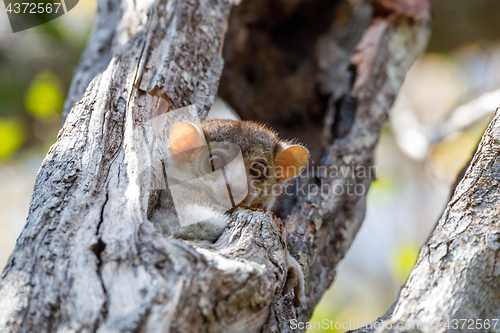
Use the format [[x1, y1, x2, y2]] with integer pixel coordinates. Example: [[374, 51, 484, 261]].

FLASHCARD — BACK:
[[283, 254, 305, 307]]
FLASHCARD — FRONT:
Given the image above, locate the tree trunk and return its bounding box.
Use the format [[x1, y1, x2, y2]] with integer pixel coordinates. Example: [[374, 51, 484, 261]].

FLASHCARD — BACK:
[[366, 108, 500, 333], [349, 109, 500, 333], [0, 0, 430, 332]]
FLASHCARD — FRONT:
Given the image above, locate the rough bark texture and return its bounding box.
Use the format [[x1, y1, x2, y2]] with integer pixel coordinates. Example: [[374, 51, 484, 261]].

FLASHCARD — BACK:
[[219, 0, 430, 325], [0, 0, 430, 332], [366, 108, 500, 333]]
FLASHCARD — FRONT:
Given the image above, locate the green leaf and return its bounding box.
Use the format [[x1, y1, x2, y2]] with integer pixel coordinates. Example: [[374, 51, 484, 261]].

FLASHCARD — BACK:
[[25, 71, 63, 122], [0, 118, 26, 161], [390, 241, 420, 283]]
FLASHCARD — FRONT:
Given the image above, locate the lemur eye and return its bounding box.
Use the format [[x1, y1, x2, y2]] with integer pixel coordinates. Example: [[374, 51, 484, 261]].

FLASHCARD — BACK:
[[204, 154, 225, 173], [250, 162, 269, 180]]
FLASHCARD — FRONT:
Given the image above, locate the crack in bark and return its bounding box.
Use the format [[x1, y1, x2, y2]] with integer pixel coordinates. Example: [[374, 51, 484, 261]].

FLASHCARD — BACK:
[[92, 192, 109, 328], [0, 1, 431, 332]]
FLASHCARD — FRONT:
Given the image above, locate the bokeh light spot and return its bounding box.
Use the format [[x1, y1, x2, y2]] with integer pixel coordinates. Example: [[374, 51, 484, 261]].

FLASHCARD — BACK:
[[25, 71, 63, 122], [390, 241, 420, 283], [0, 118, 26, 161]]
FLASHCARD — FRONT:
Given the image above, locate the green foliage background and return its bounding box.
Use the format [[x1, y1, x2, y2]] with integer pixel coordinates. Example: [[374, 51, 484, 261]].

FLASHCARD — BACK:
[[0, 0, 500, 332], [0, 1, 93, 161]]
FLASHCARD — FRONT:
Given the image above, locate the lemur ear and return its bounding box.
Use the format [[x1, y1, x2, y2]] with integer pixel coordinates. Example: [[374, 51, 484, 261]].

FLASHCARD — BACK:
[[275, 145, 309, 180], [168, 122, 204, 162]]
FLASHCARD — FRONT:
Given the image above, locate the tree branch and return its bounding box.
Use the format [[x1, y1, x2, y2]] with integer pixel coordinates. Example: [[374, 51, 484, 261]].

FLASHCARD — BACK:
[[0, 0, 430, 332], [365, 108, 500, 333], [220, 0, 430, 326]]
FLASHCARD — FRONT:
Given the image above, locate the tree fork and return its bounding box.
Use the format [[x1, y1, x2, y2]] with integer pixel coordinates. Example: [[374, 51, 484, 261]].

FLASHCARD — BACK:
[[0, 0, 430, 332]]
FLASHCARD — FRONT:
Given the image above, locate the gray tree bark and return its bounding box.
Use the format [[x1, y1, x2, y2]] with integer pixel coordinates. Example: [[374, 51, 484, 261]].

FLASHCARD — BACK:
[[375, 108, 500, 333], [0, 0, 430, 332], [350, 108, 500, 333]]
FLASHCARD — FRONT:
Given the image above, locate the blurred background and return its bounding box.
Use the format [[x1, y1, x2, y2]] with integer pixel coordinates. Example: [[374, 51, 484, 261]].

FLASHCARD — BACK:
[[0, 0, 499, 331]]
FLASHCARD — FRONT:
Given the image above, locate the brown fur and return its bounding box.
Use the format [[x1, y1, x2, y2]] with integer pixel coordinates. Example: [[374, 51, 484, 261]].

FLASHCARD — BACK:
[[153, 119, 308, 306], [201, 119, 307, 210]]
